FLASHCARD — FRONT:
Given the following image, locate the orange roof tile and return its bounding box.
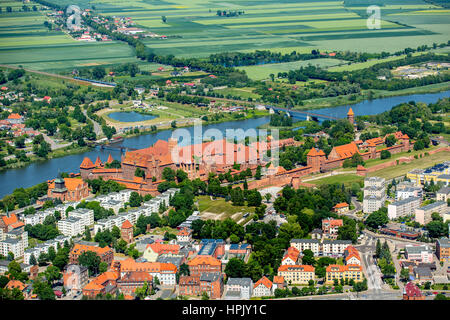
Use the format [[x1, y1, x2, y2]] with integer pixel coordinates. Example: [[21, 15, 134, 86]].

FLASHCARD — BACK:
[[7, 113, 22, 120], [80, 157, 95, 169], [1, 214, 20, 228], [333, 142, 359, 159], [273, 276, 284, 284], [307, 148, 325, 157], [71, 244, 112, 256], [122, 220, 133, 229], [106, 154, 114, 164], [278, 265, 315, 272], [94, 156, 102, 167], [188, 255, 221, 267], [6, 280, 25, 291], [254, 276, 272, 289], [347, 108, 354, 116], [333, 203, 348, 209]]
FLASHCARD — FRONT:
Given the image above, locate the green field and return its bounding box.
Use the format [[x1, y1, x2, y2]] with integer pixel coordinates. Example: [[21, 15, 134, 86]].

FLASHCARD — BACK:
[[239, 58, 346, 80], [0, 0, 449, 70], [367, 150, 450, 180]]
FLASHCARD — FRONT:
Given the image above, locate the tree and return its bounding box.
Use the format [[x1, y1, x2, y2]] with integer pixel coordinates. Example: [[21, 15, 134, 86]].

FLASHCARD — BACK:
[[264, 193, 272, 203], [44, 265, 61, 284], [380, 150, 391, 160], [385, 135, 397, 147], [129, 191, 142, 207], [162, 16, 167, 23], [400, 268, 410, 282], [78, 251, 101, 276], [179, 263, 190, 276], [301, 249, 315, 266], [201, 291, 209, 300], [33, 278, 55, 300], [224, 258, 245, 278], [99, 262, 108, 273], [29, 254, 37, 266]]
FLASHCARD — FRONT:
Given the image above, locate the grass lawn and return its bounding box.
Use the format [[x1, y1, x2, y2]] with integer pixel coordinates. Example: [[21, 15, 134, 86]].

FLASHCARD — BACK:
[[367, 150, 450, 180], [311, 174, 363, 186], [196, 195, 255, 221]]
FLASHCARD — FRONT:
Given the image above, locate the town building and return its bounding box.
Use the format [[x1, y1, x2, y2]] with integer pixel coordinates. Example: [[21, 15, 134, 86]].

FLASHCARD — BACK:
[[63, 265, 89, 292], [0, 213, 25, 233], [281, 247, 300, 265], [403, 282, 425, 300], [332, 202, 349, 214], [325, 264, 363, 285], [290, 239, 321, 256], [47, 178, 89, 202], [363, 177, 386, 214], [0, 230, 28, 259], [225, 278, 253, 300], [277, 265, 315, 285], [187, 255, 221, 277], [116, 271, 153, 296], [344, 246, 361, 266], [82, 271, 119, 298], [436, 238, 450, 263], [252, 276, 273, 297], [437, 186, 450, 202], [69, 243, 114, 266], [143, 242, 180, 262], [388, 197, 421, 220], [415, 201, 448, 225], [177, 227, 192, 243], [396, 187, 423, 201], [179, 273, 223, 299], [407, 162, 450, 186], [322, 218, 343, 240], [404, 245, 434, 263], [116, 258, 177, 286]]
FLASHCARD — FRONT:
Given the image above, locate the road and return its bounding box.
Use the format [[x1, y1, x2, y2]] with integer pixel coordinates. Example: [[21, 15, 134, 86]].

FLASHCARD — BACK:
[[83, 109, 103, 137]]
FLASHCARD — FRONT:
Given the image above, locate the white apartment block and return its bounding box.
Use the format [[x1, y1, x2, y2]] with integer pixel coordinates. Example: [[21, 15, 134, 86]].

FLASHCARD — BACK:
[[322, 240, 352, 257], [415, 201, 449, 225], [0, 231, 28, 258], [363, 177, 386, 214], [68, 208, 94, 227], [363, 196, 385, 214], [57, 217, 83, 237], [290, 239, 351, 257], [396, 187, 423, 201], [290, 239, 321, 256], [388, 197, 422, 220], [24, 235, 69, 264]]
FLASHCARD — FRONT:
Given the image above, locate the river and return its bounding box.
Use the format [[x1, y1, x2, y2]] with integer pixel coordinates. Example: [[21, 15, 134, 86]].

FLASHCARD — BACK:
[[0, 90, 448, 198]]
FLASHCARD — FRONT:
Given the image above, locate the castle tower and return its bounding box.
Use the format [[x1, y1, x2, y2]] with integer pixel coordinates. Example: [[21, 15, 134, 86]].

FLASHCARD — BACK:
[[80, 157, 95, 179], [307, 148, 326, 173], [400, 133, 410, 151], [347, 108, 354, 125]]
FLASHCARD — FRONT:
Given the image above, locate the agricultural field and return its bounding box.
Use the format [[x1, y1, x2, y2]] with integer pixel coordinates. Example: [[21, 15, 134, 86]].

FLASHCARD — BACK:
[[0, 0, 139, 72], [0, 0, 449, 70], [88, 0, 449, 56], [239, 58, 347, 80]]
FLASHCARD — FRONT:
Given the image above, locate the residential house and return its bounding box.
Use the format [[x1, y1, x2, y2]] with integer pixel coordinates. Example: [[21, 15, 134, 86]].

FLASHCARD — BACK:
[[252, 276, 273, 297], [277, 265, 315, 285]]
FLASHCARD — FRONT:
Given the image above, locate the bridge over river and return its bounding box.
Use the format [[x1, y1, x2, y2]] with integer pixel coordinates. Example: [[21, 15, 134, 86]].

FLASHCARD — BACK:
[[268, 106, 340, 121]]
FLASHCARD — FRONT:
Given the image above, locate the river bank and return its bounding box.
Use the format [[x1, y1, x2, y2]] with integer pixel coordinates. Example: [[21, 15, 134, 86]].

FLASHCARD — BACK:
[[0, 89, 448, 198]]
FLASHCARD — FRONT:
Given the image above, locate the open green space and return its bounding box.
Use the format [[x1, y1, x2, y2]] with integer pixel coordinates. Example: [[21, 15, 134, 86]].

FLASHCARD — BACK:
[[367, 150, 450, 180], [196, 195, 255, 221]]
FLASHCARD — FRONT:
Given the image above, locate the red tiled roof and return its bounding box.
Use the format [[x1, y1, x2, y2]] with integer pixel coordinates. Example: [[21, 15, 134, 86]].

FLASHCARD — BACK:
[[254, 276, 272, 290], [122, 220, 133, 229], [80, 157, 95, 169], [278, 265, 315, 272], [333, 203, 349, 209], [347, 108, 354, 116]]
